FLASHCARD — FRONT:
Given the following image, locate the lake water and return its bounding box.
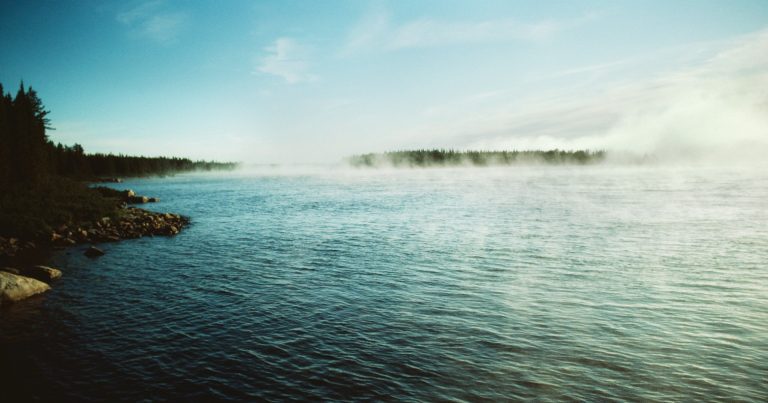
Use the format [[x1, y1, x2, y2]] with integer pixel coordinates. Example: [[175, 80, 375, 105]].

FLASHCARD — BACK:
[[1, 165, 767, 401]]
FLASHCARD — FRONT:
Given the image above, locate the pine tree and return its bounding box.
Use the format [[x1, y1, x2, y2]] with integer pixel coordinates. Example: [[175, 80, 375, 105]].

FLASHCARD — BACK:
[[0, 83, 11, 188]]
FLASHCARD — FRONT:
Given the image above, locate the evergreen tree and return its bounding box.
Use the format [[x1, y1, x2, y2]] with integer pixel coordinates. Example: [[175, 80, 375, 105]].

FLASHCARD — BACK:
[[0, 83, 10, 188]]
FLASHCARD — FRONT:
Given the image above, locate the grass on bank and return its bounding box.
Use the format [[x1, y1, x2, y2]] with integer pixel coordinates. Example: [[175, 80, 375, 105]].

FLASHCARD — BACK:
[[0, 178, 121, 240]]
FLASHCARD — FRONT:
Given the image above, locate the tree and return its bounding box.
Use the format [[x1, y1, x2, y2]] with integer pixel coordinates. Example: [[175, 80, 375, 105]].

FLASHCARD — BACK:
[[0, 83, 11, 188]]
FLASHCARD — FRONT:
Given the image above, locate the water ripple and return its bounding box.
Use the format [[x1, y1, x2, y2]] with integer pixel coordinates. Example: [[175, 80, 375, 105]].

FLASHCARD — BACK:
[[1, 166, 767, 401]]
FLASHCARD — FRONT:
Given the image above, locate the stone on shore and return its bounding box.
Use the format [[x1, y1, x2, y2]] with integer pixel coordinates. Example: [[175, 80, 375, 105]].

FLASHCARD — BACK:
[[0, 272, 50, 305], [128, 195, 149, 204], [84, 246, 105, 258], [2, 195, 189, 260], [1, 267, 20, 275], [21, 265, 63, 283]]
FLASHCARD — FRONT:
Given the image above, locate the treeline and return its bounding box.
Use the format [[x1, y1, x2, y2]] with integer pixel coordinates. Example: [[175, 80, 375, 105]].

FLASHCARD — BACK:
[[0, 82, 237, 190], [52, 145, 238, 179], [348, 149, 606, 168]]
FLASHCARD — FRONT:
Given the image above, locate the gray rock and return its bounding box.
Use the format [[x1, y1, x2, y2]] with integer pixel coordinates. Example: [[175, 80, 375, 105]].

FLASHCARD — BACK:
[[22, 266, 63, 283], [0, 272, 50, 305], [1, 267, 20, 275], [84, 246, 105, 258], [127, 195, 149, 204]]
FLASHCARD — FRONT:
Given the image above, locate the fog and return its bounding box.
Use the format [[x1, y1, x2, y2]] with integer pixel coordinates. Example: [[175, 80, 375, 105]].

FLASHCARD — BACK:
[[216, 30, 768, 168], [422, 30, 768, 166]]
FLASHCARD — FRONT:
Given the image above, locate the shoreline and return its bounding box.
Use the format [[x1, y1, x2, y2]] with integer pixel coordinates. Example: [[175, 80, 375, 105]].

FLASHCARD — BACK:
[[0, 187, 189, 305]]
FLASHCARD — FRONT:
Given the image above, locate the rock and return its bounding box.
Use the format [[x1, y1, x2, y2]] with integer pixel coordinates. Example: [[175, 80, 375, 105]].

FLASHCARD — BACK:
[[62, 238, 77, 246], [51, 232, 63, 242], [123, 189, 135, 198], [96, 177, 122, 183], [127, 196, 149, 204], [21, 266, 62, 283], [84, 246, 105, 258], [148, 197, 159, 202], [1, 267, 20, 275], [0, 272, 50, 305]]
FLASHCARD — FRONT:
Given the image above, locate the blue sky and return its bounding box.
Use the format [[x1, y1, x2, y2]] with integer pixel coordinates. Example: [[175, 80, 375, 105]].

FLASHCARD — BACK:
[[2, 0, 768, 162]]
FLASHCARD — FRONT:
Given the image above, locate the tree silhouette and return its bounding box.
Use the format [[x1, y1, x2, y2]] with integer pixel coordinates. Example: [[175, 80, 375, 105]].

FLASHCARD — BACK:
[[0, 81, 237, 187]]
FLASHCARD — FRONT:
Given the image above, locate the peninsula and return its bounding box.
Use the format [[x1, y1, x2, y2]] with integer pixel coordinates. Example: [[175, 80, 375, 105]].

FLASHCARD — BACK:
[[0, 83, 236, 304]]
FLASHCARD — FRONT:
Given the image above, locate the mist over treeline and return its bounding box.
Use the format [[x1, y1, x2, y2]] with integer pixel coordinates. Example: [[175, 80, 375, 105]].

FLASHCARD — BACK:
[[348, 149, 606, 168], [0, 82, 237, 189]]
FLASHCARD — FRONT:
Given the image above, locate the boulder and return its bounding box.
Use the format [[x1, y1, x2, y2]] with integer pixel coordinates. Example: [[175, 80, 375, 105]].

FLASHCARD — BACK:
[[0, 272, 50, 305], [123, 189, 135, 198], [84, 246, 105, 258], [126, 195, 149, 203], [1, 267, 20, 275], [96, 177, 122, 183], [21, 266, 62, 283], [148, 197, 159, 203]]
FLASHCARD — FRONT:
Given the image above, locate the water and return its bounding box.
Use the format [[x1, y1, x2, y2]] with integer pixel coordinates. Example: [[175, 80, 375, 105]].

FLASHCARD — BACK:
[[1, 166, 767, 401]]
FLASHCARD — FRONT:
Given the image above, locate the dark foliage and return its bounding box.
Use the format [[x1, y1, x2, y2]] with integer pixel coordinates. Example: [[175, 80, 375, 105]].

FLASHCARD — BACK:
[[0, 82, 237, 189], [348, 149, 606, 168], [0, 82, 235, 240], [0, 177, 118, 239]]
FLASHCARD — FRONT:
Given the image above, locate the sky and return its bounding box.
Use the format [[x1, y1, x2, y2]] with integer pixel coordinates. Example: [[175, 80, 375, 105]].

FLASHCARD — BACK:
[[1, 0, 768, 163]]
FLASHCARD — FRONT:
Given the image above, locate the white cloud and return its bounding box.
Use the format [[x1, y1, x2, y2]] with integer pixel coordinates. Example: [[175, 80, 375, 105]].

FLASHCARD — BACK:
[[343, 10, 598, 53], [392, 30, 768, 162], [256, 38, 317, 84], [117, 1, 188, 44]]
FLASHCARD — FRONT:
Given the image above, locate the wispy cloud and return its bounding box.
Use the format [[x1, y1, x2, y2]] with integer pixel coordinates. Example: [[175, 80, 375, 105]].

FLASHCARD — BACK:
[[343, 10, 598, 54], [117, 1, 189, 45], [256, 38, 317, 84], [393, 30, 768, 162]]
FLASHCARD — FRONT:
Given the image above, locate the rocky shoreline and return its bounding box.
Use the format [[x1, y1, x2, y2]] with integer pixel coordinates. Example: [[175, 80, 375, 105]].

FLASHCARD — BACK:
[[0, 188, 189, 306]]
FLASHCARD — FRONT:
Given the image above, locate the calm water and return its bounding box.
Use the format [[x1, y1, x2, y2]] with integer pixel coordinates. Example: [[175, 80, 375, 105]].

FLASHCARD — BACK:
[[1, 166, 767, 401]]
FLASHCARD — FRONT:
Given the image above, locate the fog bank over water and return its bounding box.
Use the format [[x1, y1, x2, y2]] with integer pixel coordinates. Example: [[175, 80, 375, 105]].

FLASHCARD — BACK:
[[427, 30, 768, 165], [236, 29, 768, 166]]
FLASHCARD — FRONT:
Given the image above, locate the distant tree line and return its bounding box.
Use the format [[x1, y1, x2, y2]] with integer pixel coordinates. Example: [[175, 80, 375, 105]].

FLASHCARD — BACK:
[[0, 82, 237, 190], [348, 149, 606, 168]]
